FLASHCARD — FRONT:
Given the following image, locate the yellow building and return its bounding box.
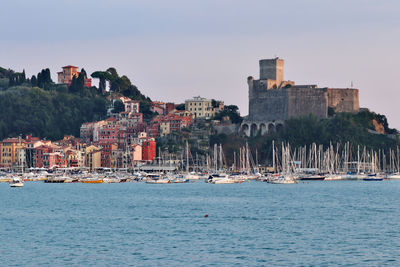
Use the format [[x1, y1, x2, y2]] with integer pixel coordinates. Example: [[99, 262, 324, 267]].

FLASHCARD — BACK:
[[85, 145, 101, 171], [160, 121, 170, 137], [64, 147, 85, 167], [0, 138, 26, 169], [185, 96, 224, 119]]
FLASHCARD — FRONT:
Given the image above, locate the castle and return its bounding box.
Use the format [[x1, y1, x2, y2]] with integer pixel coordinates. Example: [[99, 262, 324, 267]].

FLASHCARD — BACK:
[[241, 58, 360, 137]]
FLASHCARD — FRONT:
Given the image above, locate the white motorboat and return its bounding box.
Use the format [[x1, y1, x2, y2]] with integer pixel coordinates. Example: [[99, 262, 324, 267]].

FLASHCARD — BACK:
[[145, 178, 171, 184], [211, 178, 236, 184], [324, 174, 343, 181], [184, 172, 201, 180], [10, 177, 24, 187], [388, 173, 400, 179], [103, 177, 121, 183], [144, 173, 171, 184], [268, 175, 297, 184]]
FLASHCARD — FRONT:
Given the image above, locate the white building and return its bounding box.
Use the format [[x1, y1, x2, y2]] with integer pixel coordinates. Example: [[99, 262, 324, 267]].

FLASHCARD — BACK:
[[185, 96, 224, 119]]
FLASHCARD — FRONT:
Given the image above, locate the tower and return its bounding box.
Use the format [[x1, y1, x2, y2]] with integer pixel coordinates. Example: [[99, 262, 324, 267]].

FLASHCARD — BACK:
[[259, 57, 284, 85]]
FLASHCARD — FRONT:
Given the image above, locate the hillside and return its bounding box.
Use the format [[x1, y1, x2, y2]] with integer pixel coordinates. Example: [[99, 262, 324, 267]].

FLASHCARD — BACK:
[[0, 66, 152, 140]]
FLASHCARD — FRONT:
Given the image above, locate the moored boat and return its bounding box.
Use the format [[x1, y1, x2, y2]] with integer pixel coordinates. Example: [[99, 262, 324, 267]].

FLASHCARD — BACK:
[[10, 177, 24, 187], [363, 174, 383, 181], [388, 173, 400, 179], [298, 174, 325, 181], [80, 177, 103, 183]]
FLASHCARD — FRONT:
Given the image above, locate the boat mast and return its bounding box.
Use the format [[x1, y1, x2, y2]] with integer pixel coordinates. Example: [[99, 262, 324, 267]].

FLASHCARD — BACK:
[[272, 140, 275, 173], [186, 141, 189, 173]]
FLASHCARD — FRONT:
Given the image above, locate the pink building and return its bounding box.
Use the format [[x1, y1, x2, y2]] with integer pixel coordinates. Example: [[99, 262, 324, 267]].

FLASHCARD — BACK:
[[130, 144, 142, 162], [124, 100, 140, 114], [98, 118, 120, 143]]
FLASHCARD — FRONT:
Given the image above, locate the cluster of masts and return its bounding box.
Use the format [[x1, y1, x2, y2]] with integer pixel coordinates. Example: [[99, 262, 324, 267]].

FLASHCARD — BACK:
[[272, 141, 400, 175], [6, 140, 400, 186]]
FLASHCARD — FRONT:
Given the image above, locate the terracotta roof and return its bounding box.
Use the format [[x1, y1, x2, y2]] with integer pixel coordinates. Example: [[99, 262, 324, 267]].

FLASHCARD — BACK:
[[2, 138, 24, 143], [62, 65, 78, 69]]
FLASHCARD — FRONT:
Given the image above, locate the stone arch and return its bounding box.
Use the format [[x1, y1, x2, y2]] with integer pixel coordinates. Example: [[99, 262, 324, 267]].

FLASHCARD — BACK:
[[250, 123, 258, 137], [260, 123, 267, 135], [276, 123, 284, 132], [241, 123, 250, 136], [268, 123, 275, 133]]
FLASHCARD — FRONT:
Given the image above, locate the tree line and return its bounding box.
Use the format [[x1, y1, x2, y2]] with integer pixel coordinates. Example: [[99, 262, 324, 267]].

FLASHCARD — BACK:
[[0, 65, 154, 140]]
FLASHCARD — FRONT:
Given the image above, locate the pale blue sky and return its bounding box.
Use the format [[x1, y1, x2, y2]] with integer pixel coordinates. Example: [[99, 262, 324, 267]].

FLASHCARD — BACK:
[[1, 0, 399, 128]]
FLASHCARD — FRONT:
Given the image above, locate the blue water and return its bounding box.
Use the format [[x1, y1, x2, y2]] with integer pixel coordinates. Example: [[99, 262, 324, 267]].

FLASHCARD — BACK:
[[1, 181, 400, 266]]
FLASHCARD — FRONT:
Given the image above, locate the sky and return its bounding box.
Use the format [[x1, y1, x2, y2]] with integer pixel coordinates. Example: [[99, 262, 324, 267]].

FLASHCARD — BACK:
[[1, 0, 399, 129]]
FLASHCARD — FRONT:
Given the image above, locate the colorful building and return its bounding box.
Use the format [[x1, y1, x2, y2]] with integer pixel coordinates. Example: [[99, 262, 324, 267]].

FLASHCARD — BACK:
[[57, 65, 92, 87], [142, 140, 156, 161], [0, 138, 26, 169], [130, 144, 142, 162], [85, 145, 101, 171], [99, 142, 118, 168], [185, 96, 224, 119]]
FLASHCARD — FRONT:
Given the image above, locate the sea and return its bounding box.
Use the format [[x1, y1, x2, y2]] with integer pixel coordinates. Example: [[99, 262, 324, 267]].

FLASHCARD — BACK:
[[1, 180, 400, 266]]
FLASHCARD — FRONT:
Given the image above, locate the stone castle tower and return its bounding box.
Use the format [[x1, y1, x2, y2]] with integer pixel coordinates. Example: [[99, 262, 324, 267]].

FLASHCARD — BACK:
[[242, 58, 360, 137]]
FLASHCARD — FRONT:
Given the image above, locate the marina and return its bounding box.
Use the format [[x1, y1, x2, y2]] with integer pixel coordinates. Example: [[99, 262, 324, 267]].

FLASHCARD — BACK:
[[1, 141, 399, 185]]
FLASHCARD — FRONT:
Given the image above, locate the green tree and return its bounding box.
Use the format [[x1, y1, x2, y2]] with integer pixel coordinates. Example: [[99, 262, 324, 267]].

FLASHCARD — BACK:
[[76, 72, 85, 93], [176, 103, 185, 110], [112, 100, 125, 113], [80, 68, 87, 78], [22, 69, 26, 83], [31, 75, 37, 86]]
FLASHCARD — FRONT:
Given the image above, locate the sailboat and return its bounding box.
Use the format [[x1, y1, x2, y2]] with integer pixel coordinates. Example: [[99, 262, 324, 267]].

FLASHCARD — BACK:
[[268, 142, 297, 184]]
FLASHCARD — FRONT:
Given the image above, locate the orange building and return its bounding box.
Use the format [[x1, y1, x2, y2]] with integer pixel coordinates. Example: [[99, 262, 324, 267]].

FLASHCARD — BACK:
[[57, 65, 92, 87]]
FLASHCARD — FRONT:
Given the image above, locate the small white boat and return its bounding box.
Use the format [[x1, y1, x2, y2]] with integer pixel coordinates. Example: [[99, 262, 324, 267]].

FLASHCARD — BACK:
[[268, 175, 297, 184], [144, 174, 171, 184], [207, 173, 236, 184], [388, 173, 400, 179], [184, 172, 201, 180], [10, 177, 24, 187], [103, 177, 121, 183], [211, 178, 236, 184], [324, 174, 343, 181], [145, 179, 171, 184]]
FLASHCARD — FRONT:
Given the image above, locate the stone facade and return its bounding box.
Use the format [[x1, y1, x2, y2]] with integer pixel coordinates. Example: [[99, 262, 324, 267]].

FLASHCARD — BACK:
[[326, 88, 359, 113], [185, 96, 224, 119], [242, 58, 360, 136]]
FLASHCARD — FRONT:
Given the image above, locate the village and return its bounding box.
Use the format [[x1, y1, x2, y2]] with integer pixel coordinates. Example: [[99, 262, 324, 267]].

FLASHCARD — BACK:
[[0, 65, 226, 172]]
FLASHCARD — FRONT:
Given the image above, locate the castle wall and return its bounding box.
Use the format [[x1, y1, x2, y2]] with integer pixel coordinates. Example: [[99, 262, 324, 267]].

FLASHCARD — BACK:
[[248, 77, 289, 122], [326, 88, 359, 113], [287, 88, 328, 119]]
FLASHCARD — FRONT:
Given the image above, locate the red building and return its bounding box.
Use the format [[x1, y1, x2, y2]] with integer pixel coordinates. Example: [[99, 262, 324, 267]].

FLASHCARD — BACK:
[[35, 145, 53, 168], [142, 140, 156, 161], [35, 145, 65, 168], [99, 142, 118, 168]]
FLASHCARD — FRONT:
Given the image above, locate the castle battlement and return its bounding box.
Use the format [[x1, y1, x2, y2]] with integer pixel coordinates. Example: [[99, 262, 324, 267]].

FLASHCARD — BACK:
[[241, 58, 360, 137]]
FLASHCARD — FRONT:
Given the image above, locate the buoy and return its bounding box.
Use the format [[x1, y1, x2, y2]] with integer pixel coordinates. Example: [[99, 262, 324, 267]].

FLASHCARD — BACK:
[[204, 214, 209, 218]]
